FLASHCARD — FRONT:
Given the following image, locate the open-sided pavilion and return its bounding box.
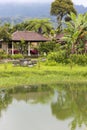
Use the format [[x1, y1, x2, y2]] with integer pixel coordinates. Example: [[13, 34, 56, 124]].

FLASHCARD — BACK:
[[1, 31, 50, 55]]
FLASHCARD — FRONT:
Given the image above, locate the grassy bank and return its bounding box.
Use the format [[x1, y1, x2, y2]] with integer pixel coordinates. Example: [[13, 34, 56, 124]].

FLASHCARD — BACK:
[[0, 63, 87, 88]]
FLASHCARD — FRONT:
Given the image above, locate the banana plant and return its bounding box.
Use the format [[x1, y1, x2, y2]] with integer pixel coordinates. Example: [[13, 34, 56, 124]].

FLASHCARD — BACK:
[[62, 12, 87, 54]]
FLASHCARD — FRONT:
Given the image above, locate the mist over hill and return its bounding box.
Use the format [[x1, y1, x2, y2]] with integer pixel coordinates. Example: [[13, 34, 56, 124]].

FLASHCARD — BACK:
[[75, 5, 87, 14], [0, 3, 50, 17], [0, 3, 87, 24]]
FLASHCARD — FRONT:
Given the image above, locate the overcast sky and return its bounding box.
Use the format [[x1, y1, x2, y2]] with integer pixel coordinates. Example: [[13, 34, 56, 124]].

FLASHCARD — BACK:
[[0, 0, 87, 7]]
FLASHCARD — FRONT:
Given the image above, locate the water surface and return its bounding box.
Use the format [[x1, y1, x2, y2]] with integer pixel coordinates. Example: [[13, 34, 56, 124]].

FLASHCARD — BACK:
[[0, 86, 87, 130]]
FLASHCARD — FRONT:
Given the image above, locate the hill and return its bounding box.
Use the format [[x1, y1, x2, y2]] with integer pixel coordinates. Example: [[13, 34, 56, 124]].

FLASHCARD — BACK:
[[0, 3, 87, 24]]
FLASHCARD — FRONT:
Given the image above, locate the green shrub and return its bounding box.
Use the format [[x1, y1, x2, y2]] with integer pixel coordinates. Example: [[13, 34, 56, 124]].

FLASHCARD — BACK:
[[0, 50, 6, 54], [1, 54, 8, 59], [39, 41, 56, 54], [0, 50, 8, 59], [10, 54, 24, 59], [47, 51, 67, 64], [44, 60, 57, 66], [47, 52, 87, 66], [70, 54, 87, 66]]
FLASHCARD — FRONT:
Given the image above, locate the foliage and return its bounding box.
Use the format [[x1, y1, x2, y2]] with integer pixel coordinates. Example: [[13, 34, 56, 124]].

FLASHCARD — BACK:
[[0, 50, 8, 59], [70, 54, 87, 66], [50, 0, 77, 31], [20, 40, 28, 55], [44, 60, 58, 66], [63, 12, 87, 54], [13, 18, 53, 35], [47, 51, 87, 65], [12, 22, 26, 32], [54, 43, 65, 52], [25, 18, 53, 35], [0, 50, 6, 54], [13, 40, 28, 55], [47, 50, 67, 63], [39, 40, 56, 54], [10, 54, 24, 59], [0, 23, 12, 42]]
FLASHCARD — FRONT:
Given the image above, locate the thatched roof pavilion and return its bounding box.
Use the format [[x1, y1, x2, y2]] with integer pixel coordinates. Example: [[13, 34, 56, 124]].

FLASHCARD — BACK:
[[11, 31, 50, 55], [0, 31, 50, 55], [12, 31, 50, 42]]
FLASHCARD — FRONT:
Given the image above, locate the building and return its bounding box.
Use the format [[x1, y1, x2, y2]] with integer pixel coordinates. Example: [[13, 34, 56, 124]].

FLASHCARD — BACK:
[[0, 31, 50, 55]]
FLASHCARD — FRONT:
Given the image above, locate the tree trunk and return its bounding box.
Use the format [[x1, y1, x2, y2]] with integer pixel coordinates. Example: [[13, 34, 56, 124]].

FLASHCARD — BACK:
[[71, 43, 75, 54], [57, 14, 62, 32]]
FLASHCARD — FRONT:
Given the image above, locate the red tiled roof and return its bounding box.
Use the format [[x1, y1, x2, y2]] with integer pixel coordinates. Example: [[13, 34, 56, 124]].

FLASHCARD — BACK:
[[12, 31, 50, 42]]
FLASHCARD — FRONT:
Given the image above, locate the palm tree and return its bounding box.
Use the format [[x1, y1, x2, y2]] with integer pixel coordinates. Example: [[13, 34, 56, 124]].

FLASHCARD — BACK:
[[25, 18, 53, 35]]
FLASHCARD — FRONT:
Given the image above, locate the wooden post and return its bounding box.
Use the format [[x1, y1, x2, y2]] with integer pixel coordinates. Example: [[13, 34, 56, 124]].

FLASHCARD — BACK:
[[7, 43, 8, 54], [12, 42, 14, 55], [28, 42, 31, 56]]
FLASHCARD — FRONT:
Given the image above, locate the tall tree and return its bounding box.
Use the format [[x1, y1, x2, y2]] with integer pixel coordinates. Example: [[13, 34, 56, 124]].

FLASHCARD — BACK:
[[50, 0, 77, 32]]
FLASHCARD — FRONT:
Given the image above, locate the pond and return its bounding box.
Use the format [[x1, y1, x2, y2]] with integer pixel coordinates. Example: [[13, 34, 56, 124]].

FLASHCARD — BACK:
[[0, 85, 87, 130]]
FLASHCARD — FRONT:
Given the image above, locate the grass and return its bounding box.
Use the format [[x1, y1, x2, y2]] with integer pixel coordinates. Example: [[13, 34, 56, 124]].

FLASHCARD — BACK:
[[0, 62, 87, 89]]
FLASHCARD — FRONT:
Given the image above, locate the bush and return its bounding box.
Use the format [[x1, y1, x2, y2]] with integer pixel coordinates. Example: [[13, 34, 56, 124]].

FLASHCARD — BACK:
[[0, 50, 5, 54], [10, 54, 24, 59], [47, 52, 87, 66], [39, 41, 56, 54], [47, 51, 67, 64], [44, 60, 57, 66], [0, 50, 8, 59], [70, 54, 87, 66], [0, 54, 8, 59]]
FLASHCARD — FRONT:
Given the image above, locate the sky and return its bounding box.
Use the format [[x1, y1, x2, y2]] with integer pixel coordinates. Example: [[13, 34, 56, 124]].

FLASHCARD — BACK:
[[0, 0, 87, 7]]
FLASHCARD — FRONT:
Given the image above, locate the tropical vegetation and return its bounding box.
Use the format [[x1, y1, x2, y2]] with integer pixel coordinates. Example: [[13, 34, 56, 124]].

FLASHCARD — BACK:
[[46, 12, 87, 65], [63, 12, 87, 54], [0, 0, 87, 89], [50, 0, 77, 32], [12, 18, 53, 35]]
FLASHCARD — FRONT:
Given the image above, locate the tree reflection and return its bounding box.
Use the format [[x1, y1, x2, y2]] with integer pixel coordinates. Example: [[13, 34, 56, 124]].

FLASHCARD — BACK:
[[51, 86, 87, 130], [0, 90, 12, 116], [0, 86, 53, 116], [11, 86, 53, 104]]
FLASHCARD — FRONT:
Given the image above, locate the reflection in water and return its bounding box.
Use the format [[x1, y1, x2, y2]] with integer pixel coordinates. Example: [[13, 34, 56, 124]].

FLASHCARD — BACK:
[[0, 90, 12, 116], [0, 86, 53, 114], [9, 85, 53, 103], [0, 86, 87, 130], [51, 86, 87, 130]]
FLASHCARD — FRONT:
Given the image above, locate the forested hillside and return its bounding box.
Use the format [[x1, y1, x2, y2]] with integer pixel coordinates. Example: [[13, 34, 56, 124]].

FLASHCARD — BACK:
[[0, 3, 87, 24]]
